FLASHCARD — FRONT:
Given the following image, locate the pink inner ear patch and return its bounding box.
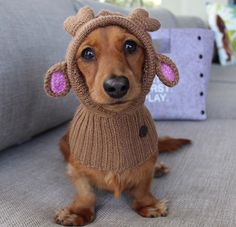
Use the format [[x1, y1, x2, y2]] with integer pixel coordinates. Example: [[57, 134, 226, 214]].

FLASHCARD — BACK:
[[160, 62, 175, 82], [50, 71, 67, 95]]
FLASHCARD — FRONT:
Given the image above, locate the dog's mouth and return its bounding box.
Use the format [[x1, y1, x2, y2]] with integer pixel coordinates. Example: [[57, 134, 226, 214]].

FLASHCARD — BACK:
[[101, 100, 133, 112], [108, 100, 128, 105], [103, 100, 130, 107]]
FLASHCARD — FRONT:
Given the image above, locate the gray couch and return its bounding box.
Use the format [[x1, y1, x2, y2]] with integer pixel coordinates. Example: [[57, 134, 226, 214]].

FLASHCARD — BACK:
[[0, 0, 235, 226]]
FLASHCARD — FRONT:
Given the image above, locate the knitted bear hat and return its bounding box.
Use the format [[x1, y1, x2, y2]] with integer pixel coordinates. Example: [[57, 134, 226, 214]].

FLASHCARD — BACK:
[[44, 7, 179, 116]]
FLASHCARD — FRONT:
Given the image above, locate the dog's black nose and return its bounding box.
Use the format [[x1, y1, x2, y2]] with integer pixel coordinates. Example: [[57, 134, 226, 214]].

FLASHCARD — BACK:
[[103, 76, 129, 99]]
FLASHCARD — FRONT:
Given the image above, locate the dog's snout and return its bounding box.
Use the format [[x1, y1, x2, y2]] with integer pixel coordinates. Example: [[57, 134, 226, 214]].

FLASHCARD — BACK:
[[103, 76, 129, 99]]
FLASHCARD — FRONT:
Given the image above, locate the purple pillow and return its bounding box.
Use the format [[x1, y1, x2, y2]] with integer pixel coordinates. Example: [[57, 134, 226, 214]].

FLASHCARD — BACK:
[[145, 28, 214, 120]]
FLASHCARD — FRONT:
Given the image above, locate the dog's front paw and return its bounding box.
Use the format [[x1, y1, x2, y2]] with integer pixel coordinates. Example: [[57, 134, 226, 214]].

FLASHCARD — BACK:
[[55, 207, 95, 226], [154, 162, 170, 177], [135, 200, 168, 218]]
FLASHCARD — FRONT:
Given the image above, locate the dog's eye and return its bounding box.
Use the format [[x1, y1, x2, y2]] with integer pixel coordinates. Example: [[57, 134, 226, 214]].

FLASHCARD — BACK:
[[81, 48, 95, 60], [124, 40, 137, 54]]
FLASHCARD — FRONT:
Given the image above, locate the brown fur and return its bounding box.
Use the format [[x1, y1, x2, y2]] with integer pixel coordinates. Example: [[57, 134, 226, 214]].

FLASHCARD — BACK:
[[76, 26, 144, 112], [55, 26, 191, 226]]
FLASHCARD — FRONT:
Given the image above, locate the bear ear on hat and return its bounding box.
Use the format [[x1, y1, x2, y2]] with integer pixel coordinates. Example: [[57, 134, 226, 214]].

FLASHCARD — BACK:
[[155, 54, 179, 87], [64, 6, 95, 36], [44, 61, 71, 97], [129, 8, 160, 32]]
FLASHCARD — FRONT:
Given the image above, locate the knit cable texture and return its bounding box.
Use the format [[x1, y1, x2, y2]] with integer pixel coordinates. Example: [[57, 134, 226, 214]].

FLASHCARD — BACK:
[[69, 105, 158, 172]]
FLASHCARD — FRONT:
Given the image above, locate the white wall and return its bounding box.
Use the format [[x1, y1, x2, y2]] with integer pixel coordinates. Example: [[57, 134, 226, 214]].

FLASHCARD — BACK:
[[161, 0, 227, 21]]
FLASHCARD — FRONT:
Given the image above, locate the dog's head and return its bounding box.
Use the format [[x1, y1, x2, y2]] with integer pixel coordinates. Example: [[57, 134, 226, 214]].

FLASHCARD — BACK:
[[44, 7, 179, 113]]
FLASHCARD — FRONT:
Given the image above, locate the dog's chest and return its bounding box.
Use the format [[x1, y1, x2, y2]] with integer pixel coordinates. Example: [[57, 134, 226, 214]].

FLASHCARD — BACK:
[[69, 105, 158, 172]]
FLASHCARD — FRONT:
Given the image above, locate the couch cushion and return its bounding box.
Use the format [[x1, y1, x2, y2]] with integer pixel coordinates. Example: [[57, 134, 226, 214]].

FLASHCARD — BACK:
[[74, 0, 128, 14], [207, 82, 236, 120], [74, 0, 207, 29], [149, 10, 207, 29], [206, 64, 236, 120], [73, 0, 179, 28], [176, 16, 208, 29], [146, 8, 178, 28], [0, 0, 78, 151], [210, 64, 236, 84], [0, 120, 235, 226]]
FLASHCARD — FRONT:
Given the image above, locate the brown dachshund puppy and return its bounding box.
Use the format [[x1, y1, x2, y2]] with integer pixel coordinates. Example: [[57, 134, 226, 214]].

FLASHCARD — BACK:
[[54, 26, 190, 226]]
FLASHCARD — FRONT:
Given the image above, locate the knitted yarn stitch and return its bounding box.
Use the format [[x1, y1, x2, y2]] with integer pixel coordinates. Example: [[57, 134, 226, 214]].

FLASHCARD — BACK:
[[44, 7, 179, 172], [65, 9, 159, 116], [69, 105, 158, 172]]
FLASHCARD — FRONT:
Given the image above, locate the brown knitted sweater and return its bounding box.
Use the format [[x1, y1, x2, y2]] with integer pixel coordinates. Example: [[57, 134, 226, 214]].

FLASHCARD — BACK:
[[69, 104, 158, 172], [44, 7, 179, 172]]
